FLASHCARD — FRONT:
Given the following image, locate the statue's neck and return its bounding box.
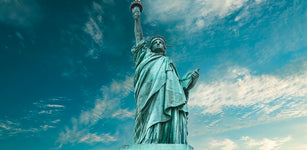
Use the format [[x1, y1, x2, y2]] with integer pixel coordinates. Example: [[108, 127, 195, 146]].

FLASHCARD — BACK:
[[152, 51, 166, 56]]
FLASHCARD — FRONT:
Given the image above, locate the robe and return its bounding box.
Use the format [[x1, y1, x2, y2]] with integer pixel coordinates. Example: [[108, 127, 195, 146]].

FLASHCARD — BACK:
[[132, 40, 188, 144]]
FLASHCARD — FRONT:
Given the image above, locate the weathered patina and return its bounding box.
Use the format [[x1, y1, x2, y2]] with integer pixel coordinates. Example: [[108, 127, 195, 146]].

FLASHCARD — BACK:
[[131, 1, 199, 144]]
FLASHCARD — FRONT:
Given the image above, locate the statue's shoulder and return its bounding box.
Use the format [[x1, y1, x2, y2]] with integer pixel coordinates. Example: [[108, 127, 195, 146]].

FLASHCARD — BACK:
[[132, 40, 148, 54]]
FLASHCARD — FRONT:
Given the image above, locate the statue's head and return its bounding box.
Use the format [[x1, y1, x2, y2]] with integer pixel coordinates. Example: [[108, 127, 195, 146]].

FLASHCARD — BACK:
[[149, 36, 166, 55]]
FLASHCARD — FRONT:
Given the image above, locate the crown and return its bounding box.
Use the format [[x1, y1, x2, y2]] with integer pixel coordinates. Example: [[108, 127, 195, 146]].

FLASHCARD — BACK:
[[150, 36, 166, 45], [148, 28, 173, 48]]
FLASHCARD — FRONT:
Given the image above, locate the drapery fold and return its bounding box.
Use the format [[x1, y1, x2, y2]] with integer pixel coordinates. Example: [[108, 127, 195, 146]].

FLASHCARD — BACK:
[[132, 40, 188, 144]]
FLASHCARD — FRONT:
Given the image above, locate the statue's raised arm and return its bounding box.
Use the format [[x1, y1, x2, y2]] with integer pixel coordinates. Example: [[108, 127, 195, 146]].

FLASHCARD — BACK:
[[131, 1, 143, 44]]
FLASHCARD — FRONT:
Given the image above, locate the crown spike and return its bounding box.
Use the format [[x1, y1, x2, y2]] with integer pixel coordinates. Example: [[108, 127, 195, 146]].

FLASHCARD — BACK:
[[166, 39, 173, 42], [147, 30, 153, 37], [163, 31, 168, 38], [157, 26, 159, 36], [166, 45, 175, 47]]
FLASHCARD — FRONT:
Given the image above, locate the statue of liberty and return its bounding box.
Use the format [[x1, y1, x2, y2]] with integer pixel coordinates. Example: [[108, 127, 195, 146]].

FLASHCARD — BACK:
[[130, 0, 199, 144]]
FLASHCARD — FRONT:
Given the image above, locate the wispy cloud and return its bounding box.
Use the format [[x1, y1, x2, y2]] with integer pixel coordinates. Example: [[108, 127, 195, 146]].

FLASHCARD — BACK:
[[0, 97, 69, 137], [188, 60, 307, 135], [292, 144, 307, 150], [83, 1, 105, 59], [79, 76, 134, 125], [241, 136, 292, 150], [0, 120, 39, 136], [210, 138, 238, 150], [143, 0, 265, 32], [190, 65, 307, 115], [33, 98, 66, 115], [51, 119, 61, 124], [58, 76, 134, 145], [194, 135, 293, 150], [58, 118, 117, 146], [40, 125, 56, 131], [38, 110, 54, 115], [112, 108, 135, 119], [46, 104, 65, 108], [0, 120, 16, 130], [79, 133, 117, 144], [59, 1, 106, 78]]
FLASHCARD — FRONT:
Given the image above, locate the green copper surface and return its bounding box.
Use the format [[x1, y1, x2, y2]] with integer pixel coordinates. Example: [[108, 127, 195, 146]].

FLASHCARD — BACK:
[[131, 1, 199, 144]]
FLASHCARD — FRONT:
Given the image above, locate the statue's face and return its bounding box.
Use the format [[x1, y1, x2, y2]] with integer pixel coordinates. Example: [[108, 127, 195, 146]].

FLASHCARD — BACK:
[[151, 39, 166, 53]]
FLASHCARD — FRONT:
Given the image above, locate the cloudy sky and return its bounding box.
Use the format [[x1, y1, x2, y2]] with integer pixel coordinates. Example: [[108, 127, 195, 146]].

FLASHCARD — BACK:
[[0, 0, 306, 150]]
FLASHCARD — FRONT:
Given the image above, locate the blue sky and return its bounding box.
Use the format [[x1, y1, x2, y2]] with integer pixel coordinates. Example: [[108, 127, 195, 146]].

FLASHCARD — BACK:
[[0, 0, 306, 150]]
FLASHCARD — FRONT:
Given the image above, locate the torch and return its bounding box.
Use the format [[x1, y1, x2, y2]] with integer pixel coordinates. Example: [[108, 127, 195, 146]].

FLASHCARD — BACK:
[[130, 0, 143, 12]]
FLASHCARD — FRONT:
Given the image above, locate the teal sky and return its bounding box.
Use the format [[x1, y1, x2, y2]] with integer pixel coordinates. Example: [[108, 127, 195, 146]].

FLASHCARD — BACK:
[[0, 0, 306, 150]]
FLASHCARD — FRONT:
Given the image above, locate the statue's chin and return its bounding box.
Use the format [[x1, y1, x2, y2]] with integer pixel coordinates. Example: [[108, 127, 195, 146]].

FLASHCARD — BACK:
[[152, 48, 165, 53]]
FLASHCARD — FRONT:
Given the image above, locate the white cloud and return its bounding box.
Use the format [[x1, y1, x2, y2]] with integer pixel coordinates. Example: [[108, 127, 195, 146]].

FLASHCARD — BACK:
[[234, 0, 266, 26], [78, 76, 133, 125], [46, 104, 65, 108], [36, 102, 65, 115], [189, 65, 307, 117], [0, 120, 39, 135], [52, 119, 61, 124], [79, 133, 117, 144], [109, 76, 134, 97], [210, 138, 238, 150], [55, 144, 62, 150], [49, 97, 64, 101], [0, 123, 11, 130], [112, 108, 135, 119], [143, 0, 264, 32], [80, 76, 133, 125], [79, 99, 109, 125], [58, 118, 117, 145], [40, 125, 55, 131], [0, 97, 68, 138], [292, 144, 307, 150], [58, 76, 134, 145], [79, 82, 132, 124], [84, 17, 103, 47], [195, 136, 292, 150], [38, 110, 53, 115], [187, 61, 307, 136], [242, 136, 291, 150], [83, 1, 104, 59]]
